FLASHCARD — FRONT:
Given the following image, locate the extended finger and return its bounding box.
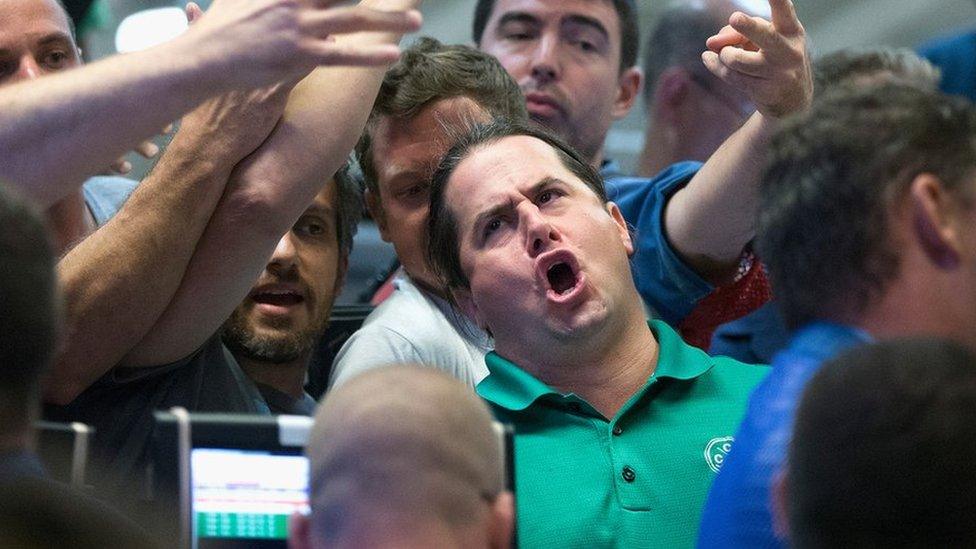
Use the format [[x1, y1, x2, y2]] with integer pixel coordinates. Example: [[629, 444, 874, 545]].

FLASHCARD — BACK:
[[718, 47, 771, 78], [706, 25, 747, 53], [702, 50, 770, 89], [728, 12, 782, 51], [301, 6, 422, 37], [306, 42, 403, 67], [768, 0, 802, 35]]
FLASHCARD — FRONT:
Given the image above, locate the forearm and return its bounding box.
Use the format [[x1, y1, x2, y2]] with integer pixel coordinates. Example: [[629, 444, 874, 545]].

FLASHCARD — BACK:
[[121, 0, 421, 367], [45, 133, 237, 404], [0, 34, 237, 208], [663, 113, 775, 282]]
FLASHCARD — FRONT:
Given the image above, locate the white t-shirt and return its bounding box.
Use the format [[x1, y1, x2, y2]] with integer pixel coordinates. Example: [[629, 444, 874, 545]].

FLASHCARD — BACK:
[[329, 274, 491, 389]]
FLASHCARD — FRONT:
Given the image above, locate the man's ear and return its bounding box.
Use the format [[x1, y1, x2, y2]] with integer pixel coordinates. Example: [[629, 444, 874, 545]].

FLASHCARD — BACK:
[[910, 173, 962, 270], [287, 512, 313, 549], [488, 491, 516, 549], [651, 67, 692, 125], [364, 188, 391, 242], [451, 286, 485, 330], [607, 201, 634, 257], [612, 66, 643, 121]]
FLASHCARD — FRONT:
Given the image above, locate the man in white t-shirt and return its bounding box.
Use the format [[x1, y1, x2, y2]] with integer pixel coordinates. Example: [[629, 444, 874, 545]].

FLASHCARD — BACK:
[[329, 37, 528, 388]]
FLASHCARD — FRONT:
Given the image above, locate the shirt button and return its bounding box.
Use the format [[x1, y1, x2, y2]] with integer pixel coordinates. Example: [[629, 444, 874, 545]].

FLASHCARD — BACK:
[[621, 466, 636, 483], [612, 425, 623, 436]]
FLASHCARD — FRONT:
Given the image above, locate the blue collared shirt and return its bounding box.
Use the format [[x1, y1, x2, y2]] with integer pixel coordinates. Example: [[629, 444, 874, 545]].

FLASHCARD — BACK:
[[696, 322, 872, 548], [601, 160, 713, 326], [919, 30, 976, 103]]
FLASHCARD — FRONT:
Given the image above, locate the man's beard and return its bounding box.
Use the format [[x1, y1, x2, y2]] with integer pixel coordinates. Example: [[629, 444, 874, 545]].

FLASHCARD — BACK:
[[221, 305, 331, 365]]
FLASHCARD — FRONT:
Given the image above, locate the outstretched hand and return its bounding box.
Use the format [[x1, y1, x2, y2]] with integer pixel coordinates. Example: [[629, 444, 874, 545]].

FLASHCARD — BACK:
[[186, 0, 423, 90], [701, 0, 812, 119]]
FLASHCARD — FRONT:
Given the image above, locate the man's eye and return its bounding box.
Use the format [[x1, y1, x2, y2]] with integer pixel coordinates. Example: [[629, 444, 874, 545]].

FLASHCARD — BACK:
[[398, 183, 429, 199], [296, 219, 325, 236], [577, 40, 596, 52], [483, 218, 503, 239], [538, 189, 560, 204], [43, 51, 68, 68]]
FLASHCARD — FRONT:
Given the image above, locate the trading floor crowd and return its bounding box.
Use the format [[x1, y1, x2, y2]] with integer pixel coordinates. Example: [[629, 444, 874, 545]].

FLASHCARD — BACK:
[[2, 0, 976, 547]]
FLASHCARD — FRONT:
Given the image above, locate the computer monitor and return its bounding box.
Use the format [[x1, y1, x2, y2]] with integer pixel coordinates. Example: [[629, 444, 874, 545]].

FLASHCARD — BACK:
[[152, 410, 312, 549], [152, 409, 515, 549]]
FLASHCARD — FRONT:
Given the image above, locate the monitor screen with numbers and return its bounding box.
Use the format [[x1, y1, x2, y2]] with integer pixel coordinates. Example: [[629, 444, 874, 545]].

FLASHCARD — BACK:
[[191, 447, 308, 547], [152, 411, 313, 549]]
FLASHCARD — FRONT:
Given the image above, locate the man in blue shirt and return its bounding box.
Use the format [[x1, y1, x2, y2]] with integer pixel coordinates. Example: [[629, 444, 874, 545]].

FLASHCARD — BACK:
[[697, 83, 976, 547], [919, 29, 976, 102], [473, 0, 814, 317]]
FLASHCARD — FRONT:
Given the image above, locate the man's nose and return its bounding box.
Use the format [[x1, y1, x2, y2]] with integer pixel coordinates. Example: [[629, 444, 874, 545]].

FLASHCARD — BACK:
[[267, 233, 299, 274], [14, 55, 42, 81], [529, 33, 560, 85], [520, 204, 560, 258]]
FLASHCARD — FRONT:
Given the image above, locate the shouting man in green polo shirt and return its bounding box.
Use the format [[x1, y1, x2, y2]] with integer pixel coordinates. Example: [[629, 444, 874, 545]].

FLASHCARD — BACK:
[[426, 121, 768, 548]]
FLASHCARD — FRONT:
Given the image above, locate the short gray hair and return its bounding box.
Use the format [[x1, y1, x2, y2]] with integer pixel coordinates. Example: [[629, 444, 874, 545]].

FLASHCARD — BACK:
[[813, 47, 941, 94]]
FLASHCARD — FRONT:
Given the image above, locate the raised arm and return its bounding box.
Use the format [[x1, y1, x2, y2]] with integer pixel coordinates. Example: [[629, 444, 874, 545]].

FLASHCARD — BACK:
[[44, 83, 292, 405], [662, 0, 812, 282], [122, 0, 422, 367], [0, 0, 407, 208]]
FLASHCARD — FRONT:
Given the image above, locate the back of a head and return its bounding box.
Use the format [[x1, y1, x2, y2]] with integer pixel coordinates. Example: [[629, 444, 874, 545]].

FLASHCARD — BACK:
[[306, 366, 504, 547], [357, 36, 527, 197], [813, 47, 941, 94], [0, 183, 57, 438], [642, 3, 734, 106], [788, 338, 976, 548], [756, 83, 976, 329]]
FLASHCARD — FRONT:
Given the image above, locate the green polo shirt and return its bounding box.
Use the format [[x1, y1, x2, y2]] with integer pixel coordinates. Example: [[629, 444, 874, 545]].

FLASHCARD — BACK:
[[477, 320, 769, 548]]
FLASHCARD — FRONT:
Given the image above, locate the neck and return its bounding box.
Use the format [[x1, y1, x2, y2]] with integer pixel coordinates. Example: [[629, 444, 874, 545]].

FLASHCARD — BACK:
[[855, 269, 976, 351], [501, 304, 657, 419], [45, 190, 94, 255], [638, 121, 679, 178], [236, 353, 310, 399]]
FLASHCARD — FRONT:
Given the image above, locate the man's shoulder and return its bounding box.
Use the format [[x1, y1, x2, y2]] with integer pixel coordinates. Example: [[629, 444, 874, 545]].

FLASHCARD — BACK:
[[603, 160, 702, 195], [331, 286, 489, 388]]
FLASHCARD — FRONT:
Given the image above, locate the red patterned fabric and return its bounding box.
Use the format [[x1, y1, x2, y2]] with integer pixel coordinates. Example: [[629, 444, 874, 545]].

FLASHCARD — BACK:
[[678, 255, 772, 350]]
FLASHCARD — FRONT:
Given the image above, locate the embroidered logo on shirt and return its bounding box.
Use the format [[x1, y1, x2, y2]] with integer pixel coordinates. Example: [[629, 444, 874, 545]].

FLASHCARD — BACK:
[[704, 436, 734, 473]]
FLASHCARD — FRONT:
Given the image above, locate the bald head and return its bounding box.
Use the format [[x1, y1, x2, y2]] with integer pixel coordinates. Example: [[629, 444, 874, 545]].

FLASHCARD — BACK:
[[302, 366, 506, 548]]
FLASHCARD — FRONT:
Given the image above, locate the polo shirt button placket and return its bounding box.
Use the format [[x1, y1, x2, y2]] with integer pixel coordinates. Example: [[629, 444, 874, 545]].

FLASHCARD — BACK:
[[621, 466, 636, 483], [612, 425, 623, 436]]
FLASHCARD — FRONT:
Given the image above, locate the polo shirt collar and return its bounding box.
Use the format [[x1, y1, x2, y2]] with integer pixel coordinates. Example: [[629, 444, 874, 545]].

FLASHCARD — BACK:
[[477, 321, 713, 412]]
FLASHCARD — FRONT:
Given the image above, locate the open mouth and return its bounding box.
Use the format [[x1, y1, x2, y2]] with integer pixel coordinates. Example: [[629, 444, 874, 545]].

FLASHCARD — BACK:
[[251, 290, 304, 308], [547, 262, 578, 295]]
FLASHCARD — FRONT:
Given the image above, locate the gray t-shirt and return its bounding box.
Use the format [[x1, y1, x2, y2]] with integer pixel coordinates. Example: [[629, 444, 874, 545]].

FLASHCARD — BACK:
[[329, 273, 491, 389], [45, 336, 269, 494]]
